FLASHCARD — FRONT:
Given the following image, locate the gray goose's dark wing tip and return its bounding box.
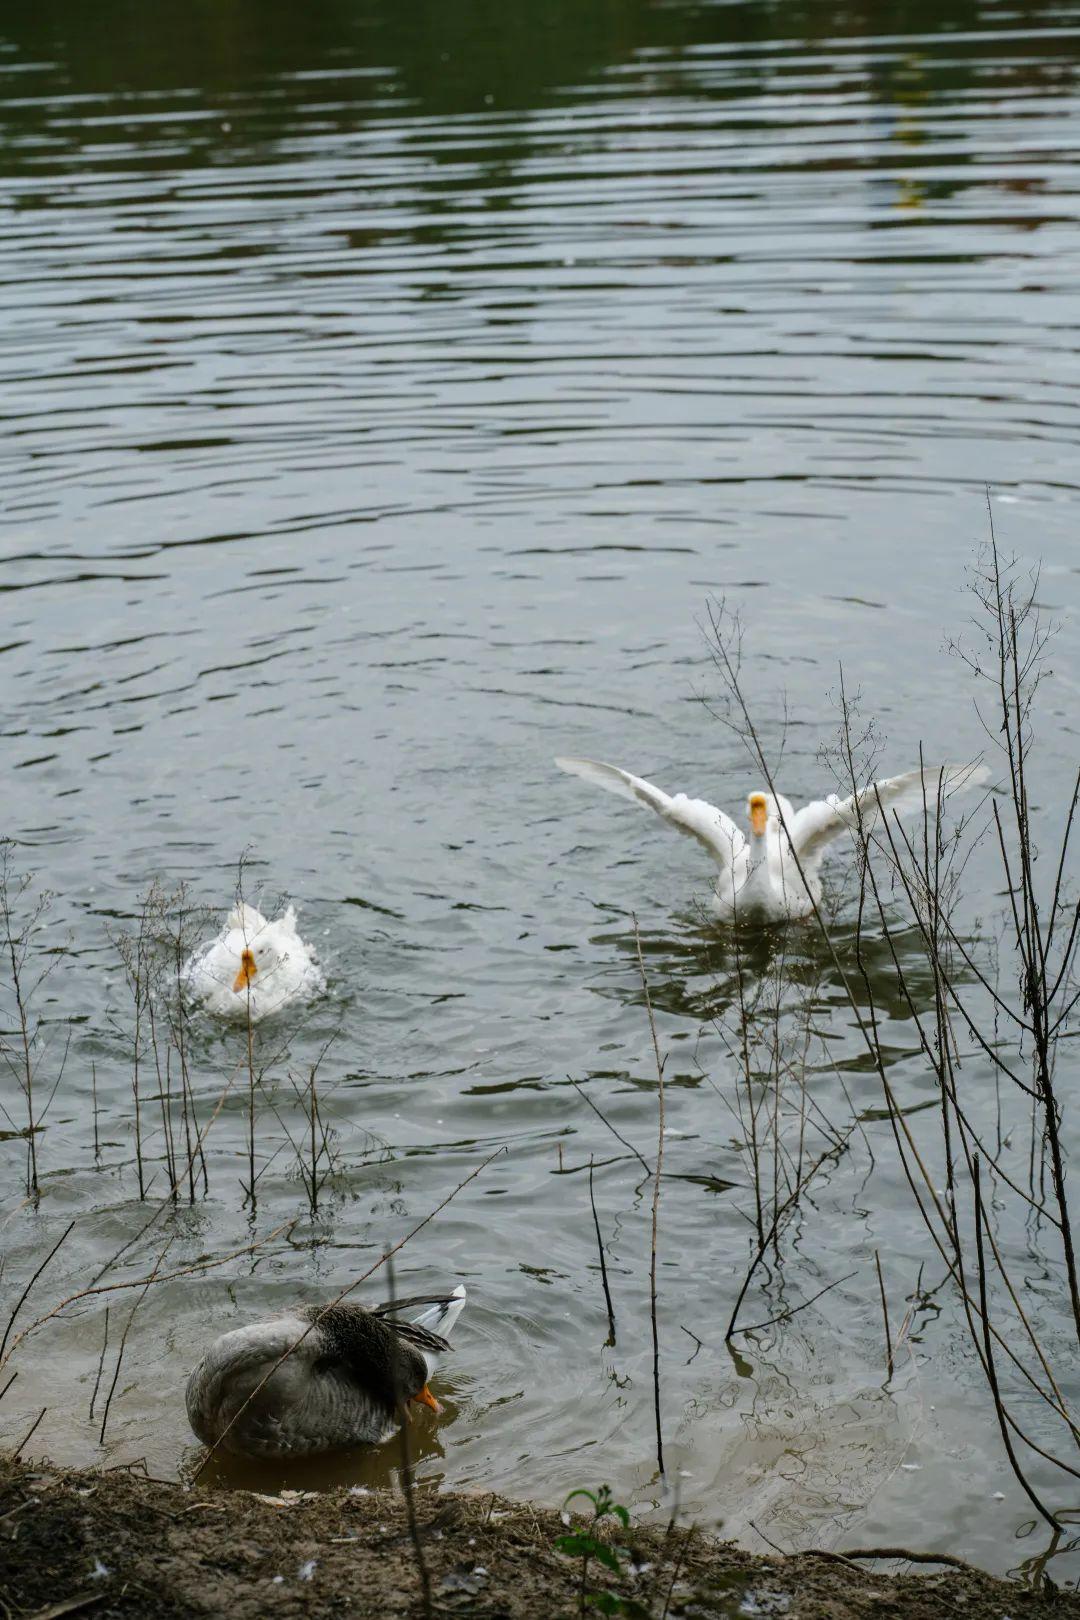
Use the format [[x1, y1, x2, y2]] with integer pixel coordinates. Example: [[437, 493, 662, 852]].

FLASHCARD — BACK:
[[371, 1292, 461, 1317], [391, 1319, 453, 1356]]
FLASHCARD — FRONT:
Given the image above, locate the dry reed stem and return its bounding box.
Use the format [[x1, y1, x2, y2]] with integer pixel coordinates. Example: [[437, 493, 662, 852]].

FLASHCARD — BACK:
[[973, 1157, 1061, 1530], [709, 582, 1080, 1502], [568, 1077, 650, 1178], [0, 1220, 76, 1364], [724, 1133, 854, 1340], [660, 1525, 695, 1620], [89, 1202, 170, 1290], [1, 1218, 294, 1373], [852, 627, 1078, 1475], [145, 993, 175, 1197], [88, 1306, 110, 1423], [165, 888, 205, 1203], [975, 1189, 1077, 1435], [388, 1251, 433, 1620], [587, 1155, 617, 1347], [749, 1519, 787, 1555], [1, 1059, 248, 1368], [846, 621, 1078, 1496], [847, 852, 1078, 1441], [91, 1062, 100, 1163], [13, 1405, 46, 1459], [874, 1250, 893, 1383], [270, 1035, 342, 1217], [732, 1269, 856, 1339], [793, 1548, 867, 1575], [98, 1236, 173, 1446], [243, 984, 256, 1206], [17, 1594, 109, 1620], [633, 914, 665, 1480], [0, 848, 60, 1196]]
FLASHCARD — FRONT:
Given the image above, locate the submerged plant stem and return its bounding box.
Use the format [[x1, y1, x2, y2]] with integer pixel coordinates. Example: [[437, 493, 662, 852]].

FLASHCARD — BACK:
[[587, 1155, 616, 1347]]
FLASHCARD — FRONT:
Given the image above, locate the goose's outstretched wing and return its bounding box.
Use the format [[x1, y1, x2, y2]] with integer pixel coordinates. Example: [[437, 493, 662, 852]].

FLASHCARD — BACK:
[[556, 757, 745, 871], [791, 763, 990, 864]]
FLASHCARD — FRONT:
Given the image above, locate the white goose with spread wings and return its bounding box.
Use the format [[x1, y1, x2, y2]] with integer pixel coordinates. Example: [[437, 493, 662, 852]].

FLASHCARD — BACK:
[[555, 756, 988, 922]]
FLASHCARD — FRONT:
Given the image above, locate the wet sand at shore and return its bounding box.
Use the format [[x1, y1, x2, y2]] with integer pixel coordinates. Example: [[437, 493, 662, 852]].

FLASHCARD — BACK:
[[2, 1453, 1073, 1619]]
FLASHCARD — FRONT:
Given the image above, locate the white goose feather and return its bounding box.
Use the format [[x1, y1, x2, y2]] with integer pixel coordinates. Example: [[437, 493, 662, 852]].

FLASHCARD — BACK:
[[556, 756, 989, 922], [182, 900, 324, 1022]]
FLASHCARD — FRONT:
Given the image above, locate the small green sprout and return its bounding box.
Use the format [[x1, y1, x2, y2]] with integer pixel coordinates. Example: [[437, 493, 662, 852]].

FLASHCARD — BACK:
[[555, 1485, 651, 1618]]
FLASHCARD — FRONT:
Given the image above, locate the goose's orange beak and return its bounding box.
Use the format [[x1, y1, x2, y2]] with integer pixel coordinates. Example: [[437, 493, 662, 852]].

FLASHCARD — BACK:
[[750, 795, 768, 837], [232, 948, 257, 994], [413, 1384, 442, 1415]]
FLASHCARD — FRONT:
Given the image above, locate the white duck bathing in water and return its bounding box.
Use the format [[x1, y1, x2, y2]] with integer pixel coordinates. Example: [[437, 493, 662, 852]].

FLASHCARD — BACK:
[[556, 757, 989, 923], [182, 901, 325, 1022], [186, 1287, 466, 1459]]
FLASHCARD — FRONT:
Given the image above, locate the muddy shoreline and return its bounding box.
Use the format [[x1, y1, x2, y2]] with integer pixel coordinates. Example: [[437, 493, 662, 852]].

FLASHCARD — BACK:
[[1, 1453, 1074, 1618]]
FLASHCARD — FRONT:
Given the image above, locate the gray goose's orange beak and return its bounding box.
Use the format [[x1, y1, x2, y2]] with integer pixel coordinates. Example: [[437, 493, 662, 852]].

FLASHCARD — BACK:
[[412, 1384, 442, 1415], [232, 948, 257, 994]]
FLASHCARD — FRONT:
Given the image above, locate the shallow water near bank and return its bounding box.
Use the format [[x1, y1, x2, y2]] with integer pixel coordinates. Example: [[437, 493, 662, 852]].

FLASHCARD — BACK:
[[2, 0, 1080, 1587]]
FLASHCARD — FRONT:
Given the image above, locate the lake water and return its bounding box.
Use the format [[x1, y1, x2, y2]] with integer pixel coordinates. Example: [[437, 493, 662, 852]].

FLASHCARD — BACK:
[[3, 0, 1080, 1584]]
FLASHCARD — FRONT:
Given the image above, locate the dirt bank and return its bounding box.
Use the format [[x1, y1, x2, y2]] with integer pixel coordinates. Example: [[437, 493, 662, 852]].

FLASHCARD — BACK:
[[0, 1453, 1072, 1619]]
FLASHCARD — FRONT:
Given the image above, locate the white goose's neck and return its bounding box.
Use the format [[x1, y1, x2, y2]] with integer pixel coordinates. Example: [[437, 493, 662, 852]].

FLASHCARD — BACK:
[[747, 828, 769, 871]]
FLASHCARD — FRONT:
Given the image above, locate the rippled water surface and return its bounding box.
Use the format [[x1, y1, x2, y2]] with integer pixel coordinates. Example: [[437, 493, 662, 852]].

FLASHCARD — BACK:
[[3, 0, 1080, 1582]]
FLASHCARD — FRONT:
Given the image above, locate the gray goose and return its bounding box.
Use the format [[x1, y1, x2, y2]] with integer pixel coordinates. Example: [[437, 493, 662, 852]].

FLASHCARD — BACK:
[[185, 1287, 466, 1459]]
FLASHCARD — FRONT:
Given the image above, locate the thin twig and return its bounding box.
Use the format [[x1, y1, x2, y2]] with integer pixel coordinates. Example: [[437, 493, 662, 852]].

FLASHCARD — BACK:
[[2, 1216, 293, 1371], [634, 914, 665, 1480], [874, 1250, 894, 1382], [88, 1306, 110, 1423], [91, 1061, 100, 1163], [13, 1405, 46, 1459], [725, 1137, 852, 1339], [389, 1252, 433, 1620], [661, 1525, 694, 1620], [568, 1078, 651, 1177], [749, 1519, 787, 1555], [587, 1156, 616, 1347], [731, 1271, 856, 1338], [99, 1237, 173, 1445], [973, 1157, 1061, 1530], [679, 1325, 704, 1364], [0, 1219, 76, 1363]]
